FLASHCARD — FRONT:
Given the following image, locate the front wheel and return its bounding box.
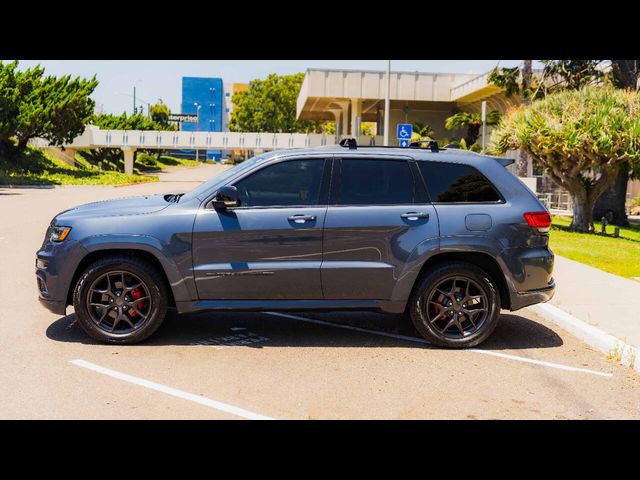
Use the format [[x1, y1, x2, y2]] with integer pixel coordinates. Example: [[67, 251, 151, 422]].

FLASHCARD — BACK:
[[409, 262, 501, 348], [73, 255, 168, 344]]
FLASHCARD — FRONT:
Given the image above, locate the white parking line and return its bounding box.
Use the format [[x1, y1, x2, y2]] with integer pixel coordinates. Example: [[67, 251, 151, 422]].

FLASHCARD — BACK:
[[264, 312, 613, 378], [69, 359, 275, 420]]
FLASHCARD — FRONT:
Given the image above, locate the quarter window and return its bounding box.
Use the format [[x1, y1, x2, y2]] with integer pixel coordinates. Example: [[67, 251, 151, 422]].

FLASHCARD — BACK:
[[234, 159, 325, 207], [418, 162, 501, 203], [337, 159, 414, 205]]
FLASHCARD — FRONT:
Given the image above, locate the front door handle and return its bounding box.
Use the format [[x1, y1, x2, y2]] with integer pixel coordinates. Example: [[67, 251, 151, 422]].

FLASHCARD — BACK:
[[288, 214, 317, 224], [401, 212, 429, 221]]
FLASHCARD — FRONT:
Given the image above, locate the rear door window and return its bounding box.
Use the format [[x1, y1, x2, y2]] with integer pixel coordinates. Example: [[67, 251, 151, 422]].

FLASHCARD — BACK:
[[336, 158, 414, 205]]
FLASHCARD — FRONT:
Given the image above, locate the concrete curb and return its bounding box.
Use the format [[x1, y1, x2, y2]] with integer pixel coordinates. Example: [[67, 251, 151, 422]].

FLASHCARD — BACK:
[[0, 184, 58, 189], [530, 303, 639, 372]]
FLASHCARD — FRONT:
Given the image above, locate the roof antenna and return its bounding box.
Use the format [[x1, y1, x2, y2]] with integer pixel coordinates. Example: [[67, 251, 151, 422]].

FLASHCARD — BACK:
[[339, 138, 358, 149]]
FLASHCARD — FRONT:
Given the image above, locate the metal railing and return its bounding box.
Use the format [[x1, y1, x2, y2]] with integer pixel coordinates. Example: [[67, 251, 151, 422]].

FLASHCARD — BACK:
[[29, 127, 387, 152], [538, 191, 573, 212], [56, 127, 384, 151]]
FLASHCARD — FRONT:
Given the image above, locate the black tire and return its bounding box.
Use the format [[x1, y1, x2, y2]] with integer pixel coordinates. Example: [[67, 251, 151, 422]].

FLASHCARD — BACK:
[[409, 262, 500, 348], [73, 255, 169, 344]]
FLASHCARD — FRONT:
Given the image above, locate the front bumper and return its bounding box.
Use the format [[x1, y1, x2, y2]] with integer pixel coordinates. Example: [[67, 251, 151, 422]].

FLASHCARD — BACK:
[[509, 277, 556, 311], [38, 295, 67, 315], [36, 239, 87, 316]]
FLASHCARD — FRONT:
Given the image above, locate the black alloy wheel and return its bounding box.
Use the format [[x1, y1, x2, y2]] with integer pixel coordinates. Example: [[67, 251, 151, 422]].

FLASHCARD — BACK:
[[86, 270, 152, 334], [423, 276, 489, 339], [409, 262, 500, 348], [73, 255, 168, 344]]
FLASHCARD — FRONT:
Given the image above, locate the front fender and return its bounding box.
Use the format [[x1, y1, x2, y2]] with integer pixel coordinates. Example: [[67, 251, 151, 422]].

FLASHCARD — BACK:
[[80, 234, 196, 304]]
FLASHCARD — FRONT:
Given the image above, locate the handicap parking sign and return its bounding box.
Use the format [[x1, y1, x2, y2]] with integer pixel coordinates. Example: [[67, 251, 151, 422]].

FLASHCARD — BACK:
[[397, 123, 412, 140], [399, 139, 410, 148]]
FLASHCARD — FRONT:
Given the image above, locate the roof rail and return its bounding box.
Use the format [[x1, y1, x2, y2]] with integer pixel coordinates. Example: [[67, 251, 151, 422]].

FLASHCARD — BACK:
[[338, 138, 358, 149], [409, 139, 439, 152], [338, 137, 446, 152]]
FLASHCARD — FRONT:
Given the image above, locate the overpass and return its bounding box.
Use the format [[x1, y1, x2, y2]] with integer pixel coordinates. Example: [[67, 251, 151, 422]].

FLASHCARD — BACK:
[[30, 126, 382, 174]]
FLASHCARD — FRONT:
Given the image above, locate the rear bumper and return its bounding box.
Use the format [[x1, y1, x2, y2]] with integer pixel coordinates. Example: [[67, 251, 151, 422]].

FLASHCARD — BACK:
[[509, 277, 555, 311]]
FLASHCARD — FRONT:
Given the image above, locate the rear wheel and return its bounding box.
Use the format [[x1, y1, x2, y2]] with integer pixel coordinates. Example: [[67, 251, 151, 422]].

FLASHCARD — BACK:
[[73, 255, 168, 344], [409, 262, 500, 348]]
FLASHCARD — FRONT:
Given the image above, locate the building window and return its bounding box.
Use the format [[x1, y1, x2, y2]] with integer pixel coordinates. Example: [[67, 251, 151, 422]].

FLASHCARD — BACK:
[[225, 108, 230, 113], [225, 92, 230, 97]]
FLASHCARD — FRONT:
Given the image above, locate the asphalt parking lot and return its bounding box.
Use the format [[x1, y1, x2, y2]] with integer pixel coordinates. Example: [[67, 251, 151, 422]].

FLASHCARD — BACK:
[[1, 164, 639, 419]]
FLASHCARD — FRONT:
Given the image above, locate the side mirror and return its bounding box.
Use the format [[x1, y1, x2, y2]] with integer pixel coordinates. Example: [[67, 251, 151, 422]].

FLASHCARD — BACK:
[[212, 185, 239, 209]]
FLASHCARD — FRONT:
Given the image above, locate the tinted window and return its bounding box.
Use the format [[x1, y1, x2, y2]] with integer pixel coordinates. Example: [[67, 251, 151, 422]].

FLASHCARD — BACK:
[[337, 159, 413, 205], [234, 159, 325, 207], [419, 162, 501, 203]]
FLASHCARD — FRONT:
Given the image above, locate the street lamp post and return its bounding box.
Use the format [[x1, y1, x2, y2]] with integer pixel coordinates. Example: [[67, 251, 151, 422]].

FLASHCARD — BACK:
[[133, 80, 142, 115], [194, 103, 202, 161]]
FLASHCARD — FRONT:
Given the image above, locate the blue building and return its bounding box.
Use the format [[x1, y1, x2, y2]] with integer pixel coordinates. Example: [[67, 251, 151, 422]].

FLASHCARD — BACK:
[[181, 77, 223, 161]]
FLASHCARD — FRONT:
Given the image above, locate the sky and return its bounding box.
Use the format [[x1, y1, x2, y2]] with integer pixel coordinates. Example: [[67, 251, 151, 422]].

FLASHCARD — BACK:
[[11, 60, 536, 115]]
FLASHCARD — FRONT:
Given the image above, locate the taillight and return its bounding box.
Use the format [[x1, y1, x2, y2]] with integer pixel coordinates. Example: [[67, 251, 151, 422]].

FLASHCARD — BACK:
[[524, 212, 552, 233]]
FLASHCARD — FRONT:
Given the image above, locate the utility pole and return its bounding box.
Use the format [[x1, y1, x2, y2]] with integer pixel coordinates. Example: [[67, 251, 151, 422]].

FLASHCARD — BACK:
[[194, 103, 201, 161], [384, 60, 391, 146]]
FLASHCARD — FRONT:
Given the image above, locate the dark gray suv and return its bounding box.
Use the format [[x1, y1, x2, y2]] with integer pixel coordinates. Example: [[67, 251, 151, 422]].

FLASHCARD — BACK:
[[36, 144, 555, 347]]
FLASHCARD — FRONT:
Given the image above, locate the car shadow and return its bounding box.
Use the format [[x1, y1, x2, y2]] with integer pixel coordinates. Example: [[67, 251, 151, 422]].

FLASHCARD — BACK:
[[46, 310, 563, 350]]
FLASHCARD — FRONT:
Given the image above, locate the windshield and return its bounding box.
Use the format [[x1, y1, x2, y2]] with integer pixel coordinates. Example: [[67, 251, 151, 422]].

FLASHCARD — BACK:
[[179, 154, 267, 202]]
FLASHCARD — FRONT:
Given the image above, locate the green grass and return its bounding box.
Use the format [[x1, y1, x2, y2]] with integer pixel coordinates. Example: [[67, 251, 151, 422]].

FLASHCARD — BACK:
[[0, 148, 158, 186], [550, 215, 640, 279], [135, 154, 201, 172]]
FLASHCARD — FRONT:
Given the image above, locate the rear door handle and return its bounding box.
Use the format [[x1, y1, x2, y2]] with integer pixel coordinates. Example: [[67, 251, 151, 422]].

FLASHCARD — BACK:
[[401, 212, 429, 221], [288, 214, 317, 224]]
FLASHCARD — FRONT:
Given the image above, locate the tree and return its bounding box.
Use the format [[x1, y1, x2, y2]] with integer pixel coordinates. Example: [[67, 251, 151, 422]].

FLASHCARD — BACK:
[[322, 122, 336, 135], [149, 99, 171, 129], [593, 60, 640, 226], [86, 112, 173, 171], [0, 61, 97, 163], [487, 66, 522, 98], [490, 87, 640, 232], [488, 61, 540, 177], [444, 111, 501, 147], [540, 60, 605, 91], [489, 60, 607, 176], [229, 73, 323, 133], [412, 122, 434, 139]]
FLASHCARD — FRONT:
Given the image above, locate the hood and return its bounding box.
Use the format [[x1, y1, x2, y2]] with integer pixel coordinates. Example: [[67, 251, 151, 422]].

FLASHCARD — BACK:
[[54, 195, 172, 223]]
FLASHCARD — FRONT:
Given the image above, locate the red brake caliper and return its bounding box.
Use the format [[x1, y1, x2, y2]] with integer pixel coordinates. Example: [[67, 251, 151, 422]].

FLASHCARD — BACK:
[[130, 287, 143, 317]]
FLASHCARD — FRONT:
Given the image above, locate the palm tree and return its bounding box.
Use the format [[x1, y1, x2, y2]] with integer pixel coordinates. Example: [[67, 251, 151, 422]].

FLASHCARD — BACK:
[[444, 111, 501, 147]]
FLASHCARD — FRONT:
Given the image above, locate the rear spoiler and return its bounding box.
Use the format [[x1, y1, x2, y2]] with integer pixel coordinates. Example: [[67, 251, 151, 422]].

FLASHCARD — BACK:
[[492, 156, 515, 167]]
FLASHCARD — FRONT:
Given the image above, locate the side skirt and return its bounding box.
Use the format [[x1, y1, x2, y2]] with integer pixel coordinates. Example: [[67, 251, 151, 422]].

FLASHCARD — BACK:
[[175, 299, 406, 315]]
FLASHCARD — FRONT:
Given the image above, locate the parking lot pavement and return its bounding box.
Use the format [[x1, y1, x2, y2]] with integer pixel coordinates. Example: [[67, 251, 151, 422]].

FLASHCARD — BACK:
[[1, 172, 639, 420]]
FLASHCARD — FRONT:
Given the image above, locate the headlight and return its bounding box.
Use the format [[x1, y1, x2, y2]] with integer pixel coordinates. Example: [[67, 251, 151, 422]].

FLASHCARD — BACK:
[[50, 226, 72, 242]]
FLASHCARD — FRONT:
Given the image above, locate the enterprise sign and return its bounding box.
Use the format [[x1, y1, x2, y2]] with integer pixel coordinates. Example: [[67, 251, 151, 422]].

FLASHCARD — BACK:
[[168, 113, 198, 123]]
